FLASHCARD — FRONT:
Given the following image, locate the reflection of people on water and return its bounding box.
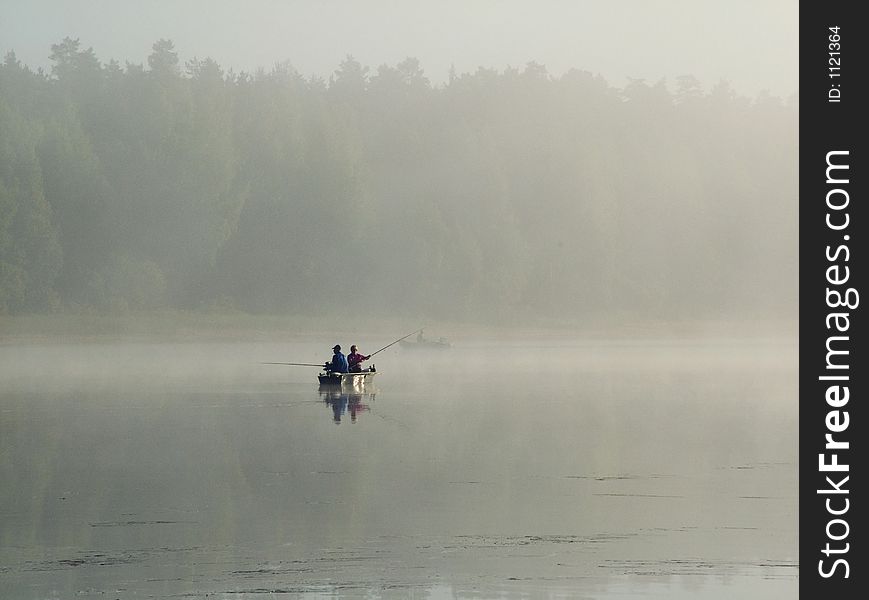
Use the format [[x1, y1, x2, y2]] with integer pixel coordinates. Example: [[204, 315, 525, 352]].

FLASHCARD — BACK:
[[328, 392, 348, 424], [348, 393, 372, 423], [347, 345, 371, 372], [326, 344, 348, 373], [321, 391, 372, 424]]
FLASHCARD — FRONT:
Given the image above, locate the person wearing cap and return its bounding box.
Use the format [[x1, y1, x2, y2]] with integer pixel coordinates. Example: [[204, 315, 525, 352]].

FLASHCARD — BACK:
[[326, 344, 348, 373], [347, 345, 371, 373]]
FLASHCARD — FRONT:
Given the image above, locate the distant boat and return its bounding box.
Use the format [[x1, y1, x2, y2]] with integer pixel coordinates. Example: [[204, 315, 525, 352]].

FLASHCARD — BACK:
[[398, 336, 451, 350], [318, 368, 377, 388]]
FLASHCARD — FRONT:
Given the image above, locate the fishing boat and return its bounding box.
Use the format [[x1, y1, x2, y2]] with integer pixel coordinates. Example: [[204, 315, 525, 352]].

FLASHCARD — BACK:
[[318, 367, 377, 388], [265, 329, 419, 388], [398, 329, 451, 349], [399, 337, 451, 349]]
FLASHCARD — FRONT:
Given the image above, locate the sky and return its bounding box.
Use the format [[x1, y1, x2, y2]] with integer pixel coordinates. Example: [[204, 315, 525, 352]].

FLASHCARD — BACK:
[[1, 0, 798, 97]]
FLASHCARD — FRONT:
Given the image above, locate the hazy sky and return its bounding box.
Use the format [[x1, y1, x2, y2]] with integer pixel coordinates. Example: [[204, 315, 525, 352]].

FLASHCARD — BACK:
[[2, 0, 797, 96]]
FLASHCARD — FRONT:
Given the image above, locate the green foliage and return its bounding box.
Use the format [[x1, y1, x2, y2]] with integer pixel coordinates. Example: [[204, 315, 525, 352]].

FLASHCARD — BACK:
[[0, 94, 62, 313], [0, 43, 797, 320], [84, 254, 167, 312]]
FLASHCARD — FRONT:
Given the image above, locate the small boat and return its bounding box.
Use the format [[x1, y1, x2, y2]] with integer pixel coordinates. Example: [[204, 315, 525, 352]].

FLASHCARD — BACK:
[[399, 337, 451, 350], [318, 367, 377, 388]]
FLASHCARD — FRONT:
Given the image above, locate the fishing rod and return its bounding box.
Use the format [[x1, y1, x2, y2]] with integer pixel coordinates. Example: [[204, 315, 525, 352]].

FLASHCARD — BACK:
[[262, 328, 422, 366], [261, 362, 324, 367], [367, 328, 423, 358]]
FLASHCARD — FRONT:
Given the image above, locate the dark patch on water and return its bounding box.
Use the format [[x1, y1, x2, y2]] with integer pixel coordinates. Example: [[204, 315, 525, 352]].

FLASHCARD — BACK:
[[721, 461, 793, 471], [564, 473, 673, 481], [26, 551, 149, 571], [602, 557, 799, 578], [449, 533, 636, 549], [737, 496, 784, 500], [593, 493, 684, 498], [90, 520, 198, 527]]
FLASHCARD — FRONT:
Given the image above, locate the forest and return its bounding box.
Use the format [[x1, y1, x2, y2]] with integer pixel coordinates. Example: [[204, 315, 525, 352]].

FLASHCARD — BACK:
[[0, 39, 797, 323]]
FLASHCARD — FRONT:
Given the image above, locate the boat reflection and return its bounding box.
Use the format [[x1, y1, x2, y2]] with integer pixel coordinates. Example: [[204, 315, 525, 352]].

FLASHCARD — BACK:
[[319, 390, 375, 424]]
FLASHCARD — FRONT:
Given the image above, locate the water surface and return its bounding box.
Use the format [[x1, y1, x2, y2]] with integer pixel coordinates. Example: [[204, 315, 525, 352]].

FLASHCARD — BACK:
[[0, 338, 798, 598]]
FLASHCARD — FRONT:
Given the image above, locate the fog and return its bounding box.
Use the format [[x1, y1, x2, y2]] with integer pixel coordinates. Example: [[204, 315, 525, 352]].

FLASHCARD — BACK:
[[0, 3, 797, 325]]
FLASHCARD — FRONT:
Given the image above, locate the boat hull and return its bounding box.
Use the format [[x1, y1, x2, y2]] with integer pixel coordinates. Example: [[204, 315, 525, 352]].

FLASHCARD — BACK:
[[318, 371, 377, 388]]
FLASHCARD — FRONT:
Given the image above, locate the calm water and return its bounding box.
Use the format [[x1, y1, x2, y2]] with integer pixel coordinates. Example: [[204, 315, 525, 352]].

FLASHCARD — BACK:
[[0, 338, 798, 598]]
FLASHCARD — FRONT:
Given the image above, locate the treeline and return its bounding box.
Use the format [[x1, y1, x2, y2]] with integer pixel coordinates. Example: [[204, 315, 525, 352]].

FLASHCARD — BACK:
[[0, 39, 796, 321]]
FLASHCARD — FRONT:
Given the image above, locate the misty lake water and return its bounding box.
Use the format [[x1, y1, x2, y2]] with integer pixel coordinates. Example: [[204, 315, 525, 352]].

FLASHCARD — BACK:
[[0, 337, 797, 598]]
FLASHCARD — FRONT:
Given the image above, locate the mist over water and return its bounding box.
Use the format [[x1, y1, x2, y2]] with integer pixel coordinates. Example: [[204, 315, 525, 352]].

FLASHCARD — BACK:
[[0, 337, 797, 597]]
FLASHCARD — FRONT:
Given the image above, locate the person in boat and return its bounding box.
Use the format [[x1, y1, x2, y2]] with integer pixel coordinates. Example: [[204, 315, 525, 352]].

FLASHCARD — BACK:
[[347, 345, 371, 372], [326, 344, 348, 373]]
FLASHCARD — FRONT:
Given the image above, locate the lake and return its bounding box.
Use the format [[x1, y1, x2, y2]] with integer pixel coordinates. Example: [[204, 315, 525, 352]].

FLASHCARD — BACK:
[[0, 337, 798, 598]]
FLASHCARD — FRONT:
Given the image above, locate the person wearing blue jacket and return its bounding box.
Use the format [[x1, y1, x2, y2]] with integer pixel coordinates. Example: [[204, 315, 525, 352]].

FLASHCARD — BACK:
[[327, 344, 348, 373]]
